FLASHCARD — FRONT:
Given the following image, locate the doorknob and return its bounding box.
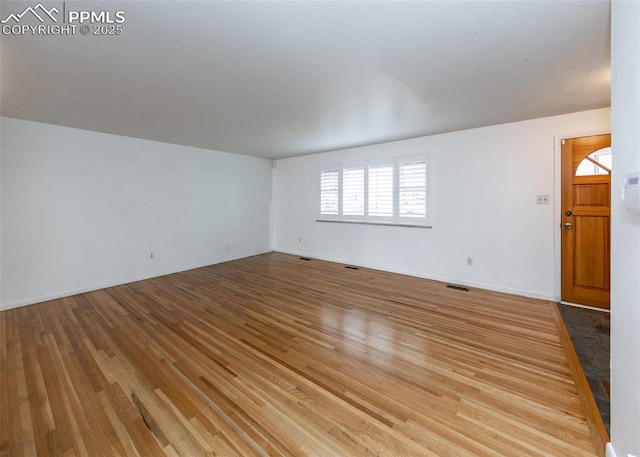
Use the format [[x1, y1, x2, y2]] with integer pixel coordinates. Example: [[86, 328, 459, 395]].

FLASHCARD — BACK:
[[564, 222, 573, 230]]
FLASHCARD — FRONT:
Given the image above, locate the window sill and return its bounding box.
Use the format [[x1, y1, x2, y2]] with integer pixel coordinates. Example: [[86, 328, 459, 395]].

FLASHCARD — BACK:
[[316, 219, 432, 229]]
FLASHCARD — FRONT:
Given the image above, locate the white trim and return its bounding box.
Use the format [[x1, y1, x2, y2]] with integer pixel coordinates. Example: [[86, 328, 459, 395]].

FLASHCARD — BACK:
[[276, 248, 556, 302], [605, 442, 617, 457], [553, 128, 612, 302], [0, 275, 164, 311], [316, 219, 432, 229], [560, 301, 611, 313], [0, 251, 272, 311]]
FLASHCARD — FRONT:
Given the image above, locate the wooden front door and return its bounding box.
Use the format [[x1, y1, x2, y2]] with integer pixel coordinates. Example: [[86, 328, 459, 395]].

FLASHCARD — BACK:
[[561, 134, 611, 309]]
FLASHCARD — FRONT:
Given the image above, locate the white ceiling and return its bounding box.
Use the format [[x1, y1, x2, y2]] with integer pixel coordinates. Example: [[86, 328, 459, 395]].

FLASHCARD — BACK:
[[1, 1, 611, 159]]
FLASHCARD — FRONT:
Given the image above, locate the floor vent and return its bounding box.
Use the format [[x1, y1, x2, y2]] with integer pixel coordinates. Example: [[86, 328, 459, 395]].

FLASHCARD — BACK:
[[345, 265, 360, 270], [299, 257, 312, 261], [446, 284, 470, 292]]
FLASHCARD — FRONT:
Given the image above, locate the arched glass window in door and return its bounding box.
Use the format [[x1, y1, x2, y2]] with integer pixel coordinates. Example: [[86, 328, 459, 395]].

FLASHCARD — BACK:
[[575, 147, 612, 176]]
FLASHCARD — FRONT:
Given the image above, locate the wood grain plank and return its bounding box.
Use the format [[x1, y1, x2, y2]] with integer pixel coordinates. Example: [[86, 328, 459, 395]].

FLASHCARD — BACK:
[[0, 253, 599, 456]]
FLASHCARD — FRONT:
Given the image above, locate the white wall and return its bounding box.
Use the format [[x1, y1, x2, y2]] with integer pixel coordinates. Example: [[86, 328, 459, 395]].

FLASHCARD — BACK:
[[0, 117, 3, 303], [0, 117, 272, 310], [609, 1, 640, 456], [274, 108, 610, 300]]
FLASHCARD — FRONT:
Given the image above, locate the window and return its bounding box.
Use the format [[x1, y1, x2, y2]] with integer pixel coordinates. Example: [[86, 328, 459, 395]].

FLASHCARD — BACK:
[[575, 147, 612, 176], [320, 169, 339, 216], [398, 160, 426, 218], [319, 155, 429, 226], [368, 163, 394, 217], [342, 166, 365, 216]]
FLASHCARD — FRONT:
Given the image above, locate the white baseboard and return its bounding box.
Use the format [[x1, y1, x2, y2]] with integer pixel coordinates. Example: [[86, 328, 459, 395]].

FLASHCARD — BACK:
[[0, 250, 272, 311], [561, 301, 611, 313], [606, 442, 617, 457], [1, 275, 153, 311], [2, 249, 556, 311], [275, 249, 556, 302]]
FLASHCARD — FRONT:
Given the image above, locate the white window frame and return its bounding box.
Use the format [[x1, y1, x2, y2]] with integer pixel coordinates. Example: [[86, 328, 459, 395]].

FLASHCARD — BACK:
[[366, 159, 395, 223], [319, 166, 341, 220], [318, 154, 430, 227], [341, 162, 366, 221], [397, 155, 428, 226]]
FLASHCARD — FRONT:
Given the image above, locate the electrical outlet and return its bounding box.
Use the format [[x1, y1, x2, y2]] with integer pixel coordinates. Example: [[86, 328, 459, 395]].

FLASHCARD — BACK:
[[536, 195, 550, 205], [298, 237, 302, 243], [466, 257, 473, 266], [149, 252, 154, 259]]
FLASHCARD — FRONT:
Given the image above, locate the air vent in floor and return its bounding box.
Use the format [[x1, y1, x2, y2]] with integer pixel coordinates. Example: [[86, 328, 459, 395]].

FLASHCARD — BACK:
[[299, 257, 311, 261], [345, 265, 359, 270], [446, 284, 470, 292]]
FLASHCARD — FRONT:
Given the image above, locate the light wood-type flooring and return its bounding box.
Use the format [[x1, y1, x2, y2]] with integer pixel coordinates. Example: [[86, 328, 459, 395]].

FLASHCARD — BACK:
[[1, 253, 599, 456]]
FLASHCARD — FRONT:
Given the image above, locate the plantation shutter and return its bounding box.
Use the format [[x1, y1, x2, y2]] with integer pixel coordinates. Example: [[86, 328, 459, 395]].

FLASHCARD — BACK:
[[398, 159, 426, 218], [342, 167, 365, 216], [320, 169, 339, 215], [367, 163, 394, 217]]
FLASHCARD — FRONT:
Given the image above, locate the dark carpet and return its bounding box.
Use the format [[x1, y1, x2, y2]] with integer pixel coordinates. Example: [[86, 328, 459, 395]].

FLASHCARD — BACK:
[[558, 303, 611, 435]]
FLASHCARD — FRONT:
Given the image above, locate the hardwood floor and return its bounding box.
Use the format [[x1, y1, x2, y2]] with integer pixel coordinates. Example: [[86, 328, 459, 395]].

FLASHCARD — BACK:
[[0, 252, 599, 456]]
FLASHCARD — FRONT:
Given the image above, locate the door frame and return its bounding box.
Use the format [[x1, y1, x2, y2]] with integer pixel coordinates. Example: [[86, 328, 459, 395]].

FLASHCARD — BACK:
[[553, 127, 612, 305]]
